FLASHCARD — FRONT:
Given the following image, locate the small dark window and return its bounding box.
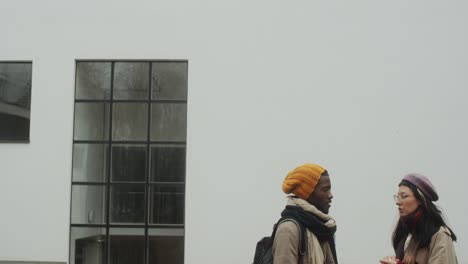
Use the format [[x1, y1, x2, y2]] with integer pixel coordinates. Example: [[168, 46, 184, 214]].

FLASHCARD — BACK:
[[0, 62, 32, 142]]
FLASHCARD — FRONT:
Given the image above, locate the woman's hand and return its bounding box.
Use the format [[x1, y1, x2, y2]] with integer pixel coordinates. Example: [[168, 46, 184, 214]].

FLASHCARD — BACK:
[[379, 255, 400, 264]]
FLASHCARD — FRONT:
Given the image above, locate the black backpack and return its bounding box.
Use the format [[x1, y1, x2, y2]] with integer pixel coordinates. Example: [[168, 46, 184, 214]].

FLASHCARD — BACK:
[[253, 217, 307, 264]]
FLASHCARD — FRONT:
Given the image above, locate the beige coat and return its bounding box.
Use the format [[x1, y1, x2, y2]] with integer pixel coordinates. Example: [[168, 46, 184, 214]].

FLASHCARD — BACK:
[[412, 226, 458, 264], [272, 221, 336, 264], [272, 197, 336, 264]]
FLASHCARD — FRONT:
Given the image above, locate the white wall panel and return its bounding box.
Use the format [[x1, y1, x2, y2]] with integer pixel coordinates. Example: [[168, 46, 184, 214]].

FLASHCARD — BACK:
[[1, 0, 467, 263]]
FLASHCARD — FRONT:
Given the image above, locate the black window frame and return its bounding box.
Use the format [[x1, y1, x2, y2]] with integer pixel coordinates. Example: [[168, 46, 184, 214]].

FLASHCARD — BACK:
[[69, 59, 188, 264]]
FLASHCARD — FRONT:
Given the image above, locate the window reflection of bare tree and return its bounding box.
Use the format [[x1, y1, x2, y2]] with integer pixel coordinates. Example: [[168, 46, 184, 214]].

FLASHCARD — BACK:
[[114, 63, 148, 99], [153, 74, 162, 95], [76, 62, 111, 99], [152, 62, 187, 100]]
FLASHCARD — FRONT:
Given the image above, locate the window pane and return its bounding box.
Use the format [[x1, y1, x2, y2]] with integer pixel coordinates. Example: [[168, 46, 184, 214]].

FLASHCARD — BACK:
[[149, 184, 184, 224], [111, 145, 146, 182], [110, 185, 145, 224], [71, 185, 106, 224], [75, 62, 111, 100], [0, 113, 30, 142], [114, 62, 149, 100], [0, 62, 32, 142], [151, 62, 187, 100], [74, 103, 110, 141], [149, 229, 184, 264], [151, 103, 186, 141], [0, 62, 32, 109], [70, 227, 106, 264], [73, 143, 108, 182], [109, 228, 145, 264], [112, 103, 147, 141], [150, 145, 185, 182]]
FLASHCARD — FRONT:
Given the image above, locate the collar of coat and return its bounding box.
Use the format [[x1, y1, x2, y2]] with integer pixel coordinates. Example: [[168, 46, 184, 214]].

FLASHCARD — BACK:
[[286, 196, 337, 229]]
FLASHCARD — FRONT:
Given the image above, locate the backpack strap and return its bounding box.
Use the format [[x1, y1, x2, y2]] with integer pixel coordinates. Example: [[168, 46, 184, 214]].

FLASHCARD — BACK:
[[271, 217, 307, 264]]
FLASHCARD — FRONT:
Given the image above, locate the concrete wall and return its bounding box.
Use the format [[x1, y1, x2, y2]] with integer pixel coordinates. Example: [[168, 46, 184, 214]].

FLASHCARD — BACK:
[[1, 0, 467, 263]]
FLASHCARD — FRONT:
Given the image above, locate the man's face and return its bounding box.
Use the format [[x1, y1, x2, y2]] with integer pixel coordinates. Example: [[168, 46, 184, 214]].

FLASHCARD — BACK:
[[307, 176, 333, 214]]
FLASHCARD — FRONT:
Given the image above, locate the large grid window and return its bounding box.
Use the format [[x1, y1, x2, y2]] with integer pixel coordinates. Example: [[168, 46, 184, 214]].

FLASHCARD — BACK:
[[70, 60, 187, 264], [0, 61, 32, 142]]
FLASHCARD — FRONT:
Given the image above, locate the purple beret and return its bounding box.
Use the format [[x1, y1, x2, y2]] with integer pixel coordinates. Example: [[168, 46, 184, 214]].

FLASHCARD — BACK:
[[402, 173, 439, 202]]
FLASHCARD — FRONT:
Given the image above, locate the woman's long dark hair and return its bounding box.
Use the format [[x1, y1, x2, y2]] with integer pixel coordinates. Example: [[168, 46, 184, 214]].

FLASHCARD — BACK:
[[392, 180, 457, 263]]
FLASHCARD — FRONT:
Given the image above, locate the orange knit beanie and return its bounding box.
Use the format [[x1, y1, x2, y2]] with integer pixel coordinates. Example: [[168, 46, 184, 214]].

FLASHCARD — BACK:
[[282, 163, 326, 200]]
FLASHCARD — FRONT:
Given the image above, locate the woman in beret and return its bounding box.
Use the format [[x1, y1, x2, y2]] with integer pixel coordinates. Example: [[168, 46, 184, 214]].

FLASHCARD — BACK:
[[380, 173, 458, 264]]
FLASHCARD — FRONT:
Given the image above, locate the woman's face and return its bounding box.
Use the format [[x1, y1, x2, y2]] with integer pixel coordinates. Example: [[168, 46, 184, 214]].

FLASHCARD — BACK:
[[395, 185, 420, 217]]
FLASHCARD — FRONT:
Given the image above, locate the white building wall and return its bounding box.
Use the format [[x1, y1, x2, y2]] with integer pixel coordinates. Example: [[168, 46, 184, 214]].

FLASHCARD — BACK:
[[1, 1, 467, 263]]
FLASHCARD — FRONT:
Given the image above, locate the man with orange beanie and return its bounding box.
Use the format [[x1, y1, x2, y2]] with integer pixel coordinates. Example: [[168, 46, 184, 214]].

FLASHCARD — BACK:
[[272, 163, 338, 264]]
